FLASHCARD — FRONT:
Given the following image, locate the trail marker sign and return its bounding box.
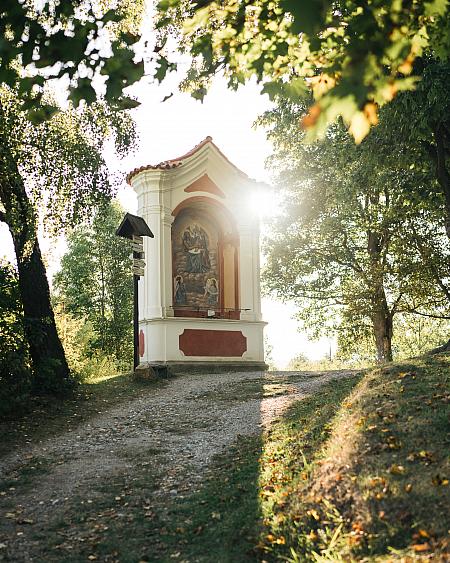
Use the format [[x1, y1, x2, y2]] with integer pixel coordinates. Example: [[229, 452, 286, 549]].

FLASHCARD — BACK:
[[116, 213, 154, 370]]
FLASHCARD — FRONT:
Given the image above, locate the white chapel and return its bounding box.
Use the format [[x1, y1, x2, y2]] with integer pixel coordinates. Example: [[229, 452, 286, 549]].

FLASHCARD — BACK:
[[126, 137, 266, 371]]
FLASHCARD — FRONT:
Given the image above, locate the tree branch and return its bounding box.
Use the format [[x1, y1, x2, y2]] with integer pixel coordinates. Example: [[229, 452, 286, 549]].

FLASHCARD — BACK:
[[403, 309, 450, 320]]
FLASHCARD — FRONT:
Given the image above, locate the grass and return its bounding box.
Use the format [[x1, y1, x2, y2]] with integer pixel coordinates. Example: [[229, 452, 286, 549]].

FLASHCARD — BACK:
[[0, 373, 166, 458], [130, 353, 449, 562], [1, 356, 448, 561], [256, 353, 450, 561]]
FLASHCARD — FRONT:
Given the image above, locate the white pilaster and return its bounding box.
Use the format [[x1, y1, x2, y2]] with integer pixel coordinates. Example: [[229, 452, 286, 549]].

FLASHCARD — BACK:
[[238, 223, 256, 321]]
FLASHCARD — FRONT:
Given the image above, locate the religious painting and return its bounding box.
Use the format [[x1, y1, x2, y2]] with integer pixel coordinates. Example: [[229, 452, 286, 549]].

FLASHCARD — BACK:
[[182, 225, 211, 273], [172, 209, 220, 312]]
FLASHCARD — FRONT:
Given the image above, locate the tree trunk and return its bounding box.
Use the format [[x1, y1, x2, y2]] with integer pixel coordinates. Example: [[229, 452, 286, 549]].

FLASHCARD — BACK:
[[367, 230, 394, 363], [372, 299, 394, 362], [433, 124, 450, 239], [0, 118, 72, 395], [15, 234, 73, 394]]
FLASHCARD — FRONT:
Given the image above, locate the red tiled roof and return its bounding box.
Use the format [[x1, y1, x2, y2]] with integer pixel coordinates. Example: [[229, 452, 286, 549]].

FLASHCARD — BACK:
[[126, 136, 252, 184]]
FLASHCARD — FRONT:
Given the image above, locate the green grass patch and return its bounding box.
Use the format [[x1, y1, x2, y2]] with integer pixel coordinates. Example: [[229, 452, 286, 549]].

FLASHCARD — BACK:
[[258, 354, 450, 561]]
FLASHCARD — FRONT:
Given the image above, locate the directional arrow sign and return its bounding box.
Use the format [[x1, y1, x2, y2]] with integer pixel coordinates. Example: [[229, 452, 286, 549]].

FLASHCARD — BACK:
[[132, 234, 143, 243], [132, 266, 145, 276], [133, 259, 146, 268]]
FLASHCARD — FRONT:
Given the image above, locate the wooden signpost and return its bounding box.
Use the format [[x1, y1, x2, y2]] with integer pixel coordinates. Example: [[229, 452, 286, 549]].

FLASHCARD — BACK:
[[116, 214, 154, 370]]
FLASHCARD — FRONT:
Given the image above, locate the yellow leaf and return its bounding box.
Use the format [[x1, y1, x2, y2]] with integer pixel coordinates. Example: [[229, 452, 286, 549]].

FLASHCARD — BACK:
[[363, 102, 378, 125], [349, 111, 371, 144], [389, 464, 406, 475], [307, 509, 320, 521], [412, 543, 430, 552]]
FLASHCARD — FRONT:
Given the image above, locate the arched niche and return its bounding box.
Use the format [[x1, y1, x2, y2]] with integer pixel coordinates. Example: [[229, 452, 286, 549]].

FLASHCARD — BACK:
[[172, 197, 239, 319]]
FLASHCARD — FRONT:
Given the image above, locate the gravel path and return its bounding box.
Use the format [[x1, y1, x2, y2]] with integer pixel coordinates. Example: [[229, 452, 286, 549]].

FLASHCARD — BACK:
[[0, 369, 356, 561]]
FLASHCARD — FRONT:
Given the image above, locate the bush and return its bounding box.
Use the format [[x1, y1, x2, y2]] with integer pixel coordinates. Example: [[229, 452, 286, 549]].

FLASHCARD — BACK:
[[0, 261, 32, 418], [54, 305, 131, 381]]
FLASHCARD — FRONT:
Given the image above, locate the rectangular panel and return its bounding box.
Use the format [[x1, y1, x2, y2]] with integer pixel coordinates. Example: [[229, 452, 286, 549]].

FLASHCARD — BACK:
[[179, 329, 247, 357]]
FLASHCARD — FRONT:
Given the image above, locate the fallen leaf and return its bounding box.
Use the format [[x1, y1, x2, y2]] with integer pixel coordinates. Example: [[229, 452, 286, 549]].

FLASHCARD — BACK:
[[432, 475, 449, 486], [307, 509, 320, 521], [389, 464, 406, 475], [17, 518, 34, 525], [412, 543, 430, 552]]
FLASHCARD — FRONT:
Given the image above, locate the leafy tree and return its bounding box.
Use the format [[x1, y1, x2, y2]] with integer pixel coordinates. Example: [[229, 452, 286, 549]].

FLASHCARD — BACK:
[[0, 88, 136, 393], [1, 0, 144, 119], [392, 315, 450, 359], [261, 102, 450, 362], [0, 1, 143, 394], [54, 305, 121, 381], [155, 0, 448, 141], [54, 202, 133, 369], [385, 59, 450, 238], [0, 260, 31, 417]]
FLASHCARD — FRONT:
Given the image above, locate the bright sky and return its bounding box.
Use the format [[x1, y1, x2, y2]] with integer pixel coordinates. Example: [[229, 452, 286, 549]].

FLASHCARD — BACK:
[[0, 73, 333, 368]]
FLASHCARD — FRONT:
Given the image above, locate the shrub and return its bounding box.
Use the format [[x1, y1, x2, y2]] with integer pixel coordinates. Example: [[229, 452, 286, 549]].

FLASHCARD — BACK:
[[0, 261, 32, 418]]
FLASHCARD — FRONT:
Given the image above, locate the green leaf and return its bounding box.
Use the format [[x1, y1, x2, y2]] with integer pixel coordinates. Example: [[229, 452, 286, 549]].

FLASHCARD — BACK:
[[280, 0, 328, 35], [424, 0, 448, 16], [261, 81, 283, 100], [157, 0, 180, 10], [115, 97, 140, 110], [102, 9, 124, 23], [27, 104, 59, 124]]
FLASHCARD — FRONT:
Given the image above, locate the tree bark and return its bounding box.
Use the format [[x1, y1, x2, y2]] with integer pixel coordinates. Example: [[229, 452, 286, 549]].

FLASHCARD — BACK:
[[433, 124, 450, 239], [372, 296, 394, 362], [0, 116, 72, 394], [367, 230, 394, 362]]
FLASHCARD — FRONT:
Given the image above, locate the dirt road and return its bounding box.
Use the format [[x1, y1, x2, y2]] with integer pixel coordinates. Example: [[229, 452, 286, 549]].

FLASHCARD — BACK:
[[0, 369, 355, 562]]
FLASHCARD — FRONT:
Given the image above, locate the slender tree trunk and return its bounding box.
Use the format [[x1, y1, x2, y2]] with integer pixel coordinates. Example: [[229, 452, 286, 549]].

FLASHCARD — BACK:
[[433, 124, 450, 350], [433, 124, 450, 239], [0, 118, 72, 394], [99, 253, 106, 352], [367, 230, 394, 362], [372, 294, 394, 362]]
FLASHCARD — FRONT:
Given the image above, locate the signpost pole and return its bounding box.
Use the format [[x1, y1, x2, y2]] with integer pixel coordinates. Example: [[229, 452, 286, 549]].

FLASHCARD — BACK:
[[133, 274, 139, 370], [116, 213, 153, 373]]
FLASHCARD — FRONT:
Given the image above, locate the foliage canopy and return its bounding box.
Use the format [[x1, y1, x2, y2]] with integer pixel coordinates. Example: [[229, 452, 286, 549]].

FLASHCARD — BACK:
[[1, 0, 145, 121], [155, 0, 448, 142], [54, 202, 133, 371], [261, 99, 450, 361]]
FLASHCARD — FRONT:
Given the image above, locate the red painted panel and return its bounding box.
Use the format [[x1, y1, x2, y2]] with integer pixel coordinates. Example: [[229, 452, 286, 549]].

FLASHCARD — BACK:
[[184, 174, 225, 198], [139, 329, 145, 357], [179, 329, 247, 357]]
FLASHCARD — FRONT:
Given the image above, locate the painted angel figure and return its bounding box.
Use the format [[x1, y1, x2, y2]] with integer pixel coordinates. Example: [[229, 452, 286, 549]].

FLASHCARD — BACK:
[[174, 275, 187, 305], [204, 277, 219, 306]]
